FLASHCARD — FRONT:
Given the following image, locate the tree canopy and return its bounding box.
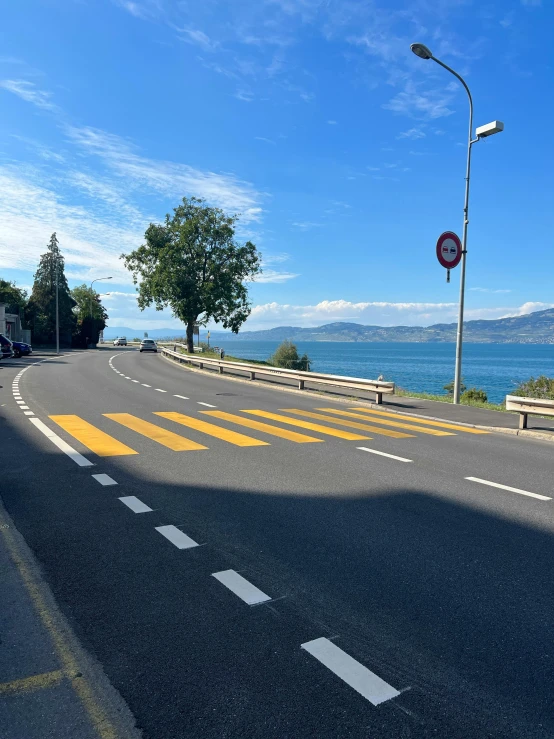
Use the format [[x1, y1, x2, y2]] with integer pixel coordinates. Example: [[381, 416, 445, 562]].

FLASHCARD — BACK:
[[270, 340, 311, 371], [0, 279, 27, 314], [122, 197, 262, 353], [71, 284, 109, 347], [26, 233, 76, 344]]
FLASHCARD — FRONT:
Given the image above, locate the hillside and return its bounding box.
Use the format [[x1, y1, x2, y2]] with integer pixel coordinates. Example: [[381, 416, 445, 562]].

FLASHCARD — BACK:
[[104, 308, 554, 344]]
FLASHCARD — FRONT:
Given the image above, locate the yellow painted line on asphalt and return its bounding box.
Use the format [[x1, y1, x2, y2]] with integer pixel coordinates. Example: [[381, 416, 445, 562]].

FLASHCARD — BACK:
[[201, 411, 324, 443], [243, 410, 371, 440], [155, 412, 269, 447], [347, 407, 490, 434], [280, 409, 414, 438], [0, 508, 121, 739], [0, 669, 64, 695], [49, 415, 138, 456], [316, 408, 454, 436], [104, 413, 207, 451]]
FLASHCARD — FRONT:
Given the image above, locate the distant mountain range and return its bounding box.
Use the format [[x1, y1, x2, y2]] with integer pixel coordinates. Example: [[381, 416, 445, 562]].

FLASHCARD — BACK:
[[104, 308, 554, 344]]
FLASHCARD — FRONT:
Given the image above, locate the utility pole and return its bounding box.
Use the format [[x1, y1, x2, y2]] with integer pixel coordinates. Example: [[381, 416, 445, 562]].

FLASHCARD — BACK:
[[55, 255, 60, 355]]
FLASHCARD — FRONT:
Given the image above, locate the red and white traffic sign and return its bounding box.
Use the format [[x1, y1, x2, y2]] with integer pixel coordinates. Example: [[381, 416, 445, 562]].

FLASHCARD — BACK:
[[436, 231, 462, 269]]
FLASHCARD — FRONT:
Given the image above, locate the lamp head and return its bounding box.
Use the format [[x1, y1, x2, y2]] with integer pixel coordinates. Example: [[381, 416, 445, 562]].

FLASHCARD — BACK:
[[410, 43, 433, 60]]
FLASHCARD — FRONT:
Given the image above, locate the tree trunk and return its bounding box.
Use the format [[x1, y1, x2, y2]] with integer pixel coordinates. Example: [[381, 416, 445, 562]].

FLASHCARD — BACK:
[[186, 319, 195, 354]]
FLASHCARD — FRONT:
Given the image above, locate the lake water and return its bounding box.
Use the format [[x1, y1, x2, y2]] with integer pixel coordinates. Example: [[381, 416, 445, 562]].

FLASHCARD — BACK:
[[216, 341, 554, 404]]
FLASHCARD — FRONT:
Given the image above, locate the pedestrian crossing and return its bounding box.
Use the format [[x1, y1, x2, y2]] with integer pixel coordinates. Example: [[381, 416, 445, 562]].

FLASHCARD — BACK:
[[47, 406, 488, 457]]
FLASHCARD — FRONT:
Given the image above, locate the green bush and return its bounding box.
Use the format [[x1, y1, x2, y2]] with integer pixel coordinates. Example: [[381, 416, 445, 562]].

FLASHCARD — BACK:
[[460, 388, 488, 404], [270, 340, 311, 371], [443, 378, 466, 395], [513, 376, 554, 400]]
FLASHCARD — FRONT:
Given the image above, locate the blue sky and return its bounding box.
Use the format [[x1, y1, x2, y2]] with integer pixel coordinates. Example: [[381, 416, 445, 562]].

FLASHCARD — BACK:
[[1, 0, 552, 332]]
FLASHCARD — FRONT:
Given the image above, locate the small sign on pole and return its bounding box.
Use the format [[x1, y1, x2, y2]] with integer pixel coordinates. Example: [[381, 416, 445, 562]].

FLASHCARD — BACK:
[[436, 231, 462, 283]]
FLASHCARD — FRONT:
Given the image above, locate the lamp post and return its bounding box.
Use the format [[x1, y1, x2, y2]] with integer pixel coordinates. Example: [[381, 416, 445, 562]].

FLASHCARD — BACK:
[[410, 43, 503, 403], [55, 257, 59, 355], [90, 277, 112, 319]]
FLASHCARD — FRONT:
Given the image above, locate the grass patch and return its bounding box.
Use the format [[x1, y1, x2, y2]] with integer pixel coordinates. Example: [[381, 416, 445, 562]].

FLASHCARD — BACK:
[[396, 388, 507, 412]]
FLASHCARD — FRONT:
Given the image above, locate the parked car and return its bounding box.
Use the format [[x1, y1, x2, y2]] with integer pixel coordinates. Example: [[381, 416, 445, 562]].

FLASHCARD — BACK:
[[139, 339, 157, 353], [11, 340, 32, 358], [114, 337, 127, 346], [0, 334, 14, 360]]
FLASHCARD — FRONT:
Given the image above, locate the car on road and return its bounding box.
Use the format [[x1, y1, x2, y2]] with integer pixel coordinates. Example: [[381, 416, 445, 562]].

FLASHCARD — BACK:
[[139, 338, 157, 353], [11, 340, 32, 358], [113, 337, 127, 346], [0, 334, 14, 360]]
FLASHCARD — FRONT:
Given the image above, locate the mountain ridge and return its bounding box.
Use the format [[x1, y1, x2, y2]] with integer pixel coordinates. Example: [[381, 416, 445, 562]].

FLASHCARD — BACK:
[[103, 308, 554, 344]]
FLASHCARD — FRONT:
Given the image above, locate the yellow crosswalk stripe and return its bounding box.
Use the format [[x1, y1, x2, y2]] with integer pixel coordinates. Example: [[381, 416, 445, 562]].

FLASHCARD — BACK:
[[201, 411, 324, 443], [104, 413, 207, 451], [315, 408, 454, 436], [279, 409, 414, 438], [155, 412, 269, 447], [242, 410, 371, 440], [347, 407, 489, 434], [49, 415, 138, 456]]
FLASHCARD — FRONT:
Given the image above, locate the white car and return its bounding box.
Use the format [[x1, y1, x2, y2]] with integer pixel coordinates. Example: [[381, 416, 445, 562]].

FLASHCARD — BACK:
[[140, 339, 157, 353], [113, 337, 127, 346]]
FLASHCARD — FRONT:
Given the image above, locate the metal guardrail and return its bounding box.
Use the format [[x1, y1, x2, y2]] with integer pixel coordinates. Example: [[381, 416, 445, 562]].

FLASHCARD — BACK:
[[161, 344, 395, 404], [505, 395, 554, 430]]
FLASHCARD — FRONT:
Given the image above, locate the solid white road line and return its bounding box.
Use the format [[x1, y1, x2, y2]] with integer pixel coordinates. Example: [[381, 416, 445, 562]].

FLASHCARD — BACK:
[[119, 496, 152, 513], [29, 418, 94, 467], [301, 637, 400, 706], [357, 447, 413, 463], [155, 388, 167, 393], [155, 525, 199, 549], [92, 474, 118, 486], [197, 402, 217, 408], [465, 476, 551, 501], [174, 394, 189, 400], [141, 384, 151, 387], [212, 570, 271, 605]]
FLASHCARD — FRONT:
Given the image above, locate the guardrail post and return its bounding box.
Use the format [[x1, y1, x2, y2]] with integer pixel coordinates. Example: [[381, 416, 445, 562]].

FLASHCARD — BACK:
[[199, 362, 203, 369], [249, 371, 255, 380], [298, 379, 304, 390], [519, 413, 528, 430], [375, 392, 383, 405], [218, 365, 223, 374]]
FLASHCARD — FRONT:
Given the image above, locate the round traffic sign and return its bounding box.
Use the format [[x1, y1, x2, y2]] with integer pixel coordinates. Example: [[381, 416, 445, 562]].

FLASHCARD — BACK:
[[436, 231, 462, 269]]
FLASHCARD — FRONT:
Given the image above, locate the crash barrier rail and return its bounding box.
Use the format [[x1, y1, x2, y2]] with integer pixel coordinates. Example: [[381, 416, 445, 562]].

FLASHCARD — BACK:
[[161, 344, 395, 404], [505, 395, 554, 430]]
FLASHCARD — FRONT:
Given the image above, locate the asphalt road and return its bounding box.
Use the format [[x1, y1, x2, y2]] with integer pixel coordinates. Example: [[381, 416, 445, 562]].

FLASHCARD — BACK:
[[2, 348, 554, 738]]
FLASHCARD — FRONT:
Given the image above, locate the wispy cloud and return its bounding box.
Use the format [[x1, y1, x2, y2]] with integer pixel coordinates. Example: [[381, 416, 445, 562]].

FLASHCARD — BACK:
[[255, 136, 276, 145], [383, 81, 454, 119], [470, 287, 512, 294], [255, 269, 299, 284], [0, 79, 58, 111], [177, 28, 219, 52], [397, 127, 426, 140], [113, 0, 163, 21], [234, 88, 255, 102], [291, 221, 322, 231], [521, 0, 541, 6], [327, 120, 337, 125]]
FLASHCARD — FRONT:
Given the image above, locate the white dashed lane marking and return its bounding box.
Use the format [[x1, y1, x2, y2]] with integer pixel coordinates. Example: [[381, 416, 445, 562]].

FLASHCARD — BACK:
[[301, 638, 400, 706], [197, 402, 217, 408], [174, 394, 189, 400], [155, 525, 199, 549], [119, 496, 152, 513], [465, 476, 551, 501], [212, 570, 271, 605], [155, 389, 167, 393], [142, 384, 151, 387], [29, 418, 94, 467], [357, 447, 413, 463], [92, 474, 118, 486]]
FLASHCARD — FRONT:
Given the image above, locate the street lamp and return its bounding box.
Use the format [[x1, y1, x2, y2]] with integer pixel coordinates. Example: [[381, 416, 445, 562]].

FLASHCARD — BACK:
[[90, 277, 112, 319], [410, 43, 504, 403]]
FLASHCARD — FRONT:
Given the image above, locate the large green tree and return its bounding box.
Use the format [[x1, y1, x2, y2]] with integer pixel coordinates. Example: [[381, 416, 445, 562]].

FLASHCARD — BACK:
[[71, 284, 109, 347], [0, 279, 27, 314], [26, 233, 76, 344], [122, 197, 262, 353]]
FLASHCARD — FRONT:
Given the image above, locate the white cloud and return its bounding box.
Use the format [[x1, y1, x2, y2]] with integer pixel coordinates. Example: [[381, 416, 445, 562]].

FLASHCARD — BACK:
[[469, 287, 511, 294], [397, 127, 426, 140], [113, 0, 163, 20], [383, 81, 454, 119], [327, 120, 337, 125], [255, 269, 300, 283], [234, 88, 255, 102], [521, 0, 541, 6], [291, 221, 322, 231], [65, 125, 264, 222], [0, 79, 57, 111], [178, 28, 219, 52], [255, 136, 276, 145]]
